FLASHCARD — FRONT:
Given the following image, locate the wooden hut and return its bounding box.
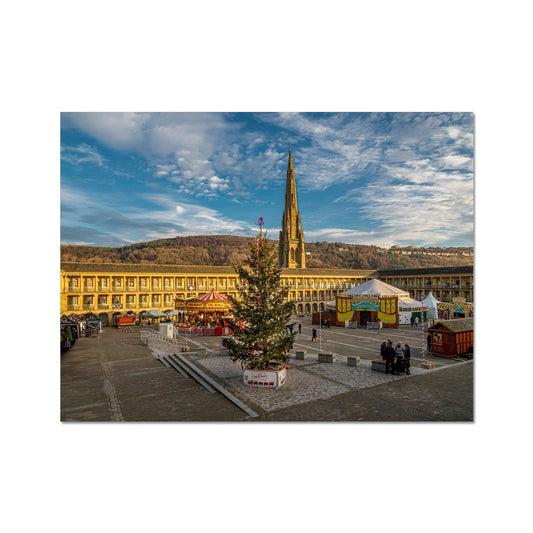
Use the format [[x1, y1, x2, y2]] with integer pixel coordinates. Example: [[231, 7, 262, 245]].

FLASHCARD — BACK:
[[428, 318, 473, 358]]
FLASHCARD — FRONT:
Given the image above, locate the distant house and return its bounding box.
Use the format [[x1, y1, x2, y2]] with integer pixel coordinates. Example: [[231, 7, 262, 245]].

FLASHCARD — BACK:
[[428, 318, 473, 358]]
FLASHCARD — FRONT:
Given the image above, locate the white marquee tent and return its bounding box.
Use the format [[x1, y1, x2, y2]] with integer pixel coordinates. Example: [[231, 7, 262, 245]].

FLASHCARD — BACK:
[[421, 291, 440, 320], [327, 278, 421, 309]]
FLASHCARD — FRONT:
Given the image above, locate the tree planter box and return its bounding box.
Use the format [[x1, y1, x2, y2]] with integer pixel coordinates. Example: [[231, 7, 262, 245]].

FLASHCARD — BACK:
[[244, 366, 287, 389], [318, 353, 336, 363], [347, 356, 361, 367], [295, 350, 307, 360]]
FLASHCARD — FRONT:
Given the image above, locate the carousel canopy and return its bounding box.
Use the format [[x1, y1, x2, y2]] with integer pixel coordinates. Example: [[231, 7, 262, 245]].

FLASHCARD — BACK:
[[339, 278, 410, 299], [197, 289, 229, 302], [178, 289, 230, 311]]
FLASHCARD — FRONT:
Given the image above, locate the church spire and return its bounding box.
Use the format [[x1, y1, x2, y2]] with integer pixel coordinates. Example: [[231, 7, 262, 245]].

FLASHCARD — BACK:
[[279, 149, 305, 268]]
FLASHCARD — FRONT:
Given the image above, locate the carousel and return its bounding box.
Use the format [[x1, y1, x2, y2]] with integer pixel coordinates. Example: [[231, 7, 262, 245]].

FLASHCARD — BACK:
[[174, 289, 232, 336]]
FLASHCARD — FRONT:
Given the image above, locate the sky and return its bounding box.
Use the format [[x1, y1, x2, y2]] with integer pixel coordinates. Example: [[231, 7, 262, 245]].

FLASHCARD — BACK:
[[61, 112, 473, 250]]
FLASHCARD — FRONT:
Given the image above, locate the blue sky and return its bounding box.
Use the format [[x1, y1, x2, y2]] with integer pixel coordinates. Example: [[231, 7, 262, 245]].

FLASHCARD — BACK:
[[61, 112, 474, 249]]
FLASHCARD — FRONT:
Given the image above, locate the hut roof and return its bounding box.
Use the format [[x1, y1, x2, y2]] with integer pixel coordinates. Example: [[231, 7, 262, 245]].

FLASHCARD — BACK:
[[429, 317, 473, 333]]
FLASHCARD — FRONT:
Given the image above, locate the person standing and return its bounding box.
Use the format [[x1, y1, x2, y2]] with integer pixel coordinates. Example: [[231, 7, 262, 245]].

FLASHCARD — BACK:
[[404, 344, 411, 375], [298, 323, 302, 334], [385, 341, 395, 374], [380, 340, 388, 361], [395, 342, 404, 373], [410, 315, 415, 327], [427, 333, 432, 353], [312, 328, 317, 342], [414, 316, 419, 327]]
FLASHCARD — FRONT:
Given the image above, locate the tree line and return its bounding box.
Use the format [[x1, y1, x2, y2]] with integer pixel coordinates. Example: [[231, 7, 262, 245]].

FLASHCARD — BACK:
[[60, 235, 474, 270]]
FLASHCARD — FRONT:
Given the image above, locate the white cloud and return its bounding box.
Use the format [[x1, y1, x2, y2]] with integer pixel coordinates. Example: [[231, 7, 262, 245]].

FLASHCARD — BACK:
[[154, 164, 176, 177], [61, 144, 105, 167]]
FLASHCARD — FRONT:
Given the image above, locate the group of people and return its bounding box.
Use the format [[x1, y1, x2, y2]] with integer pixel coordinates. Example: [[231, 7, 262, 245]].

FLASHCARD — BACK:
[[380, 340, 411, 375]]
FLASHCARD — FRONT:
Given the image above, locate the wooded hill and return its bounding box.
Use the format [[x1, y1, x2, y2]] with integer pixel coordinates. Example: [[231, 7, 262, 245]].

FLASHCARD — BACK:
[[61, 235, 474, 270]]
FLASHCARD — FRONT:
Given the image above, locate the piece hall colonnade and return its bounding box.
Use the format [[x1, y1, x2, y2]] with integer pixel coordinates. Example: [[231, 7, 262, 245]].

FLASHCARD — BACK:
[[60, 262, 473, 326]]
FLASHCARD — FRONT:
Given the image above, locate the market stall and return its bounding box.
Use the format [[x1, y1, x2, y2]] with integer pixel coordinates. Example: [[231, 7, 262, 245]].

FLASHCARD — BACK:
[[428, 318, 473, 357], [334, 278, 424, 328], [60, 314, 80, 352], [437, 296, 474, 319]]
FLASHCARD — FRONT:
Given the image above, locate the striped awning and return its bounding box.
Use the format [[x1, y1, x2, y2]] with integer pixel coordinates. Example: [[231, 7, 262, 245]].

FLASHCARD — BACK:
[[197, 289, 229, 302]]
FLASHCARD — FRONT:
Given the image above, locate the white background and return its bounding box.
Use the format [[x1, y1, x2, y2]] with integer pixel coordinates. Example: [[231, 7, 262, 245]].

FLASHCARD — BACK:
[[2, 1, 530, 532]]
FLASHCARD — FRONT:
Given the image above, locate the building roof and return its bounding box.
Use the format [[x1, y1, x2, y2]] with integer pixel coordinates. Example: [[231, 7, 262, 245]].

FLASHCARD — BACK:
[[429, 317, 474, 333], [377, 265, 473, 276], [60, 262, 377, 277]]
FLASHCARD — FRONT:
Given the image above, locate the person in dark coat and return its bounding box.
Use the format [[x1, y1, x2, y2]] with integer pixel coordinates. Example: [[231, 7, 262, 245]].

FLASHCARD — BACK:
[[385, 341, 395, 374], [427, 334, 432, 353], [312, 328, 317, 342], [403, 344, 411, 375], [380, 340, 388, 361]]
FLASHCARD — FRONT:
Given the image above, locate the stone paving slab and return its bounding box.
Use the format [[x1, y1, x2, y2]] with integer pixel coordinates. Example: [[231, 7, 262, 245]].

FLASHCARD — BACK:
[[299, 358, 424, 389], [61, 323, 473, 422], [188, 352, 426, 413], [222, 368, 350, 412]]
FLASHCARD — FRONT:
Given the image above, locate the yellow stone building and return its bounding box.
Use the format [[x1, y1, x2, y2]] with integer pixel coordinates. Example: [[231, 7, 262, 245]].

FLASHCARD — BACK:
[[60, 150, 473, 326]]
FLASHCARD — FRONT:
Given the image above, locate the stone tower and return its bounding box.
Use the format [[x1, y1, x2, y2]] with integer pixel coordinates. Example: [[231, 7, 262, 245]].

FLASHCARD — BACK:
[[279, 149, 305, 268]]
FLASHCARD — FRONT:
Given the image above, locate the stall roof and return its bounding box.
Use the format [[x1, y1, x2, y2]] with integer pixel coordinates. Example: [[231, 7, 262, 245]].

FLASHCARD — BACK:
[[339, 278, 410, 298], [398, 296, 423, 309], [429, 318, 474, 333]]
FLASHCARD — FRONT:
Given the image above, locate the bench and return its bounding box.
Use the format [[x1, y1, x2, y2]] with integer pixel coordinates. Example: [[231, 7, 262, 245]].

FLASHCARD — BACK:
[[318, 352, 336, 363], [372, 360, 387, 372]]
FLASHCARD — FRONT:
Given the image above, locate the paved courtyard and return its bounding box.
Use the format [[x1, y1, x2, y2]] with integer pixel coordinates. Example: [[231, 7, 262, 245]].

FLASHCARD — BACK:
[[61, 315, 474, 422]]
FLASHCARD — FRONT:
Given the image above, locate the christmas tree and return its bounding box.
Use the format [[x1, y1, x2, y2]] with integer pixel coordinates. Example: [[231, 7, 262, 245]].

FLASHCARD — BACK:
[[227, 220, 295, 370]]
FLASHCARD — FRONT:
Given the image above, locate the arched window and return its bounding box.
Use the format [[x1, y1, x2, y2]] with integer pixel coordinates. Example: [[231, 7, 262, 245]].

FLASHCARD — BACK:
[[290, 248, 295, 262]]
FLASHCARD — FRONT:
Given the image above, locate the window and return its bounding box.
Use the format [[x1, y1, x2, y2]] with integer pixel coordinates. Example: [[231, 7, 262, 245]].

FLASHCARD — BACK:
[[115, 279, 121, 288], [129, 278, 135, 287], [72, 278, 78, 288], [102, 278, 108, 288], [142, 278, 147, 287]]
